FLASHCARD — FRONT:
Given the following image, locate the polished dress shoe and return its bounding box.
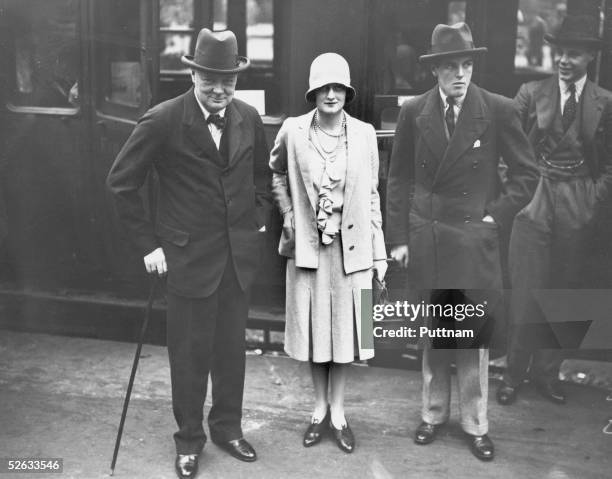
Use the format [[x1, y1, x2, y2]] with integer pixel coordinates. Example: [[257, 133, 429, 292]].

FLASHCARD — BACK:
[[214, 438, 257, 462], [414, 421, 438, 445], [535, 380, 566, 404], [466, 434, 495, 461], [496, 382, 518, 406], [303, 407, 330, 447], [330, 420, 355, 453], [175, 454, 198, 479]]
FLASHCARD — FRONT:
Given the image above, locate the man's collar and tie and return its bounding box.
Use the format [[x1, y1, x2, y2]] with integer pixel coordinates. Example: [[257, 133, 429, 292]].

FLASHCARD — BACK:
[[559, 74, 586, 131], [193, 89, 227, 149], [439, 88, 466, 138]]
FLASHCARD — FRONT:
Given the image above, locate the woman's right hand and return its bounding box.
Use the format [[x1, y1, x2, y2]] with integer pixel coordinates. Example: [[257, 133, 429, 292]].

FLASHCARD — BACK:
[[282, 210, 295, 240]]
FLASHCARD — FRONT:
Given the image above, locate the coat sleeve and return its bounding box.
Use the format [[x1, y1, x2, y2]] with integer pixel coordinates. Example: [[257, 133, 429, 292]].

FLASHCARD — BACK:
[[385, 101, 414, 246], [594, 93, 612, 203], [251, 110, 273, 229], [106, 107, 167, 257], [368, 125, 387, 261], [514, 82, 531, 131], [269, 120, 293, 217], [485, 97, 539, 229]]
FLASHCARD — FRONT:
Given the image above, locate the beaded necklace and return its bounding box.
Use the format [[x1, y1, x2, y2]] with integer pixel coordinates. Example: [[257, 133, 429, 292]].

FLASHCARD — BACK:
[[313, 111, 347, 156]]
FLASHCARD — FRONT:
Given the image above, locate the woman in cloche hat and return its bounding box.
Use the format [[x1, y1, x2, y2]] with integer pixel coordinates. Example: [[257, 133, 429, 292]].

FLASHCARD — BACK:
[[269, 53, 387, 453]]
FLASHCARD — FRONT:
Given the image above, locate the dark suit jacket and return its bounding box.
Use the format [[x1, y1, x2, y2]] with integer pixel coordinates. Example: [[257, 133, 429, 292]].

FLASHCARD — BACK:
[[515, 76, 612, 202], [107, 89, 271, 297], [386, 83, 538, 289]]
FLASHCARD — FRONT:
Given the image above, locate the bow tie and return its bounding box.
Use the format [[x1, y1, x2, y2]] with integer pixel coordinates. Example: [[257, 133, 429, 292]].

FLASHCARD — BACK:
[[206, 113, 225, 130]]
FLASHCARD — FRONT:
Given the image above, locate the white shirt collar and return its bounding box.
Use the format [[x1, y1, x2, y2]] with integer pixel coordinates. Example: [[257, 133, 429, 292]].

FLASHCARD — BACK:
[[559, 74, 587, 99], [439, 87, 466, 110], [193, 90, 226, 120]]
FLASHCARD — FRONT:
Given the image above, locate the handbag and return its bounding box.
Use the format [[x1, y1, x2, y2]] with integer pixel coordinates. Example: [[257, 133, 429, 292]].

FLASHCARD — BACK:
[[372, 270, 389, 306]]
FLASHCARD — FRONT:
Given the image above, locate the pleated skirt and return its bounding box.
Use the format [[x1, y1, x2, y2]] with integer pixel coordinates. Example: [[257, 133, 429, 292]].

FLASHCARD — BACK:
[[284, 239, 374, 363]]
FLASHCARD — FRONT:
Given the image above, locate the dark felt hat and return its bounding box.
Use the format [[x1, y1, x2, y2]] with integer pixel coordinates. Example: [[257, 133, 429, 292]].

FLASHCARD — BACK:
[[545, 14, 602, 50], [419, 22, 487, 63], [181, 28, 250, 73]]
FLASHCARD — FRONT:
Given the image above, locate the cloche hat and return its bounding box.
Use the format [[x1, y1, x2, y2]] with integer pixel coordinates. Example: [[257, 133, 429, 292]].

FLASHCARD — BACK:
[[305, 53, 356, 103], [419, 22, 487, 63], [181, 28, 250, 73]]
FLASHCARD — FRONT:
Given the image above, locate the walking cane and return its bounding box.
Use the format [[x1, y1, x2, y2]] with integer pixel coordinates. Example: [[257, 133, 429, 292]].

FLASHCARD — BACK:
[[110, 276, 159, 476]]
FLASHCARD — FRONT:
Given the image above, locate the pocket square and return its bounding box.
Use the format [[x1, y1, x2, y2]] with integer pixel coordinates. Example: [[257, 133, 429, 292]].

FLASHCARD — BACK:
[[472, 139, 481, 149]]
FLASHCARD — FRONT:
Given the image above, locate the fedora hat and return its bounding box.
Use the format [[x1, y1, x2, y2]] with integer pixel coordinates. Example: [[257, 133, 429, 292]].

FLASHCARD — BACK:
[[181, 28, 250, 73], [419, 22, 487, 63], [305, 53, 356, 103], [545, 14, 602, 49]]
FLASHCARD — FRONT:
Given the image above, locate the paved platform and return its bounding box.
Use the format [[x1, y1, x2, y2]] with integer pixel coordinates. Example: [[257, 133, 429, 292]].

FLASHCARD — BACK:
[[0, 331, 611, 479]]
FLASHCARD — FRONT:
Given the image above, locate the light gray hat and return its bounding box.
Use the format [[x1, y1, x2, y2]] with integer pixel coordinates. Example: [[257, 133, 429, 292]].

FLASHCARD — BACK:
[[305, 53, 356, 103]]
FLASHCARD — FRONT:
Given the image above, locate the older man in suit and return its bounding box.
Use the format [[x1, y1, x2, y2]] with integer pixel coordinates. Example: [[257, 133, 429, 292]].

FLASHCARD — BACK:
[[497, 15, 612, 407], [386, 23, 538, 461], [107, 29, 270, 478]]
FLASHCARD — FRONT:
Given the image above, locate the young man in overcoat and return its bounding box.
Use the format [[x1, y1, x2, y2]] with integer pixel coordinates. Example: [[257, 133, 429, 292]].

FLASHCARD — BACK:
[[386, 23, 538, 461], [107, 29, 270, 478], [497, 15, 612, 407]]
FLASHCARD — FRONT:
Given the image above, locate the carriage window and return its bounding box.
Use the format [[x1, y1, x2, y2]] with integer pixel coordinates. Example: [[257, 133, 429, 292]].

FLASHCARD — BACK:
[[448, 1, 466, 24], [246, 0, 274, 68], [160, 0, 195, 73], [214, 0, 228, 30], [94, 0, 150, 117], [4, 0, 80, 112], [515, 0, 567, 73]]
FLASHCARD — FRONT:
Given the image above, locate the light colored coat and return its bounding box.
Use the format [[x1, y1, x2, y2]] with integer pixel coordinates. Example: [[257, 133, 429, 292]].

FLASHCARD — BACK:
[[269, 109, 386, 272]]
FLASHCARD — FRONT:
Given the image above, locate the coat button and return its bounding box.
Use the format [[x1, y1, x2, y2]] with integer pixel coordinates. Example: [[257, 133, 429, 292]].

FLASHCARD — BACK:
[[349, 245, 355, 251], [464, 215, 471, 220], [348, 224, 354, 229], [462, 191, 468, 196]]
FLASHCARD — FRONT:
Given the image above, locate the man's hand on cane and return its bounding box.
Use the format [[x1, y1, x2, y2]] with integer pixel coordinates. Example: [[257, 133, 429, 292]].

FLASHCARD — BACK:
[[390, 244, 409, 268], [144, 247, 167, 276]]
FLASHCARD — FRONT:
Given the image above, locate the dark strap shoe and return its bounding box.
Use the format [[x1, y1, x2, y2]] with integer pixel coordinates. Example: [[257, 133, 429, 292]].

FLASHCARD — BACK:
[[414, 421, 438, 445], [496, 382, 519, 406], [467, 434, 495, 461], [535, 380, 566, 404], [214, 438, 257, 462], [303, 407, 330, 447], [175, 454, 198, 479], [330, 421, 355, 453]]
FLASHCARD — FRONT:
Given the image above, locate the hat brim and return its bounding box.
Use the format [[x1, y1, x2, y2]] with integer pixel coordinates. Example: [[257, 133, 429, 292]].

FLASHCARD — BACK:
[[181, 55, 251, 73], [305, 84, 356, 104], [419, 47, 488, 63], [544, 34, 602, 50]]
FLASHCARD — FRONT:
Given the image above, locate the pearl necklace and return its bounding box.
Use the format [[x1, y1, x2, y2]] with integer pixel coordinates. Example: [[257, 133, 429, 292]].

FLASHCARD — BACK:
[[313, 112, 346, 155]]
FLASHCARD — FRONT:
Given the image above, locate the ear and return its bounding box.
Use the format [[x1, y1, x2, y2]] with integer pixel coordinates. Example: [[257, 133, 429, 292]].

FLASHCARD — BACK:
[[190, 70, 197, 84], [431, 66, 438, 78]]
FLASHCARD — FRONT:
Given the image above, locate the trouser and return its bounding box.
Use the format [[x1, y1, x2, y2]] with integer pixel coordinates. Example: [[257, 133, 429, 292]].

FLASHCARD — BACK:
[[166, 258, 249, 454], [422, 347, 489, 436], [505, 168, 596, 386]]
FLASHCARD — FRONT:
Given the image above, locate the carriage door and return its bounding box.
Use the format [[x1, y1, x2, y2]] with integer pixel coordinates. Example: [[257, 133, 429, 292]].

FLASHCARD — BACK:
[[91, 0, 158, 285], [0, 0, 93, 288]]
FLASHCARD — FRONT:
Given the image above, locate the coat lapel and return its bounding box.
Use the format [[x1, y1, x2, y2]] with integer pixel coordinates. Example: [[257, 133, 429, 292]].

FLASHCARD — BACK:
[[296, 110, 318, 212], [580, 80, 604, 143], [535, 76, 559, 132], [182, 89, 221, 162], [416, 88, 447, 173], [225, 101, 244, 168], [434, 84, 489, 182], [342, 113, 360, 220]]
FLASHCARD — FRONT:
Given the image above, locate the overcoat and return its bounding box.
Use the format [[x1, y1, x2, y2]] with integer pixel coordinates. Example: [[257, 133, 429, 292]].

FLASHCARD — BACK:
[[515, 76, 612, 202], [386, 83, 538, 290], [107, 89, 271, 297]]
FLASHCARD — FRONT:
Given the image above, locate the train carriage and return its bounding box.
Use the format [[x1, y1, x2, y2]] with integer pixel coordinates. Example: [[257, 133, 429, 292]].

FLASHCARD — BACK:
[[1, 0, 611, 351]]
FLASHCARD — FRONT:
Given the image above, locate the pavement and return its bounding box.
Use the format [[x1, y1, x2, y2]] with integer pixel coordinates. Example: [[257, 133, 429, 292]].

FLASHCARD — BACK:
[[0, 331, 611, 479]]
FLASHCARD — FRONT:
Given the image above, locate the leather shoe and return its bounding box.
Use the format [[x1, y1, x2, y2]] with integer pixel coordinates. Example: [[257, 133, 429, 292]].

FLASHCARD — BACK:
[[330, 420, 355, 453], [175, 454, 198, 479], [535, 380, 566, 404], [466, 434, 495, 461], [303, 407, 330, 447], [214, 438, 257, 462], [414, 422, 438, 445], [496, 382, 518, 406]]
